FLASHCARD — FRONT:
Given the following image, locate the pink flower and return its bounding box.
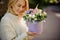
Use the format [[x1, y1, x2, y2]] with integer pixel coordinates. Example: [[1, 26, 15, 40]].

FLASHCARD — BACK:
[[31, 7, 39, 15]]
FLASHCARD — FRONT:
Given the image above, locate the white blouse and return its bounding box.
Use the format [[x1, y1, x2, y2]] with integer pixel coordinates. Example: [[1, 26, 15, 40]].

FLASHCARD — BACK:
[[0, 12, 28, 40]]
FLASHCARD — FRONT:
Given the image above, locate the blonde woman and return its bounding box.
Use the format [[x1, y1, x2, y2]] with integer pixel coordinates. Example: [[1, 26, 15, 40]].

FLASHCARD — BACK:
[[0, 0, 29, 40]]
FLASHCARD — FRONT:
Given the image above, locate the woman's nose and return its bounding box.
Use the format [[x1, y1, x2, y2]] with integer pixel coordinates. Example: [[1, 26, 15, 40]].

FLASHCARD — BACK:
[[20, 6, 23, 10]]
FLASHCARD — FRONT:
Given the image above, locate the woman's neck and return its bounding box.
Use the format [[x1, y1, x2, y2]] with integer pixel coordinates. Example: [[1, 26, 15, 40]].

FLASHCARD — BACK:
[[7, 10, 24, 19]]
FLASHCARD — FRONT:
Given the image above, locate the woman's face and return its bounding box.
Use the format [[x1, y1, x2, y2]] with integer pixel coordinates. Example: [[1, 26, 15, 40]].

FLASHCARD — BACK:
[[12, 0, 27, 15]]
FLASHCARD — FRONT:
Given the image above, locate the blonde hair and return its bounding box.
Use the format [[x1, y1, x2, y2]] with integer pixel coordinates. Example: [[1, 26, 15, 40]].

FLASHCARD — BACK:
[[7, 0, 29, 14]]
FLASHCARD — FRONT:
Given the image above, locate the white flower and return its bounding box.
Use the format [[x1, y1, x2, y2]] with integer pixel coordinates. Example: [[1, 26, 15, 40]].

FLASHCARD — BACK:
[[32, 15, 35, 18], [29, 15, 32, 17], [44, 12, 47, 15], [34, 18, 37, 20]]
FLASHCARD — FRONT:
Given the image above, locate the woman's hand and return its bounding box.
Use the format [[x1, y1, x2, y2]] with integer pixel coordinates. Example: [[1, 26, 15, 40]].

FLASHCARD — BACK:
[[27, 32, 38, 39], [27, 32, 38, 36]]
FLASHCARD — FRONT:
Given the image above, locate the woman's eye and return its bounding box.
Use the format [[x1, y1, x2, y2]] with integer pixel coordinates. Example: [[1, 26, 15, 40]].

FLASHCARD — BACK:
[[22, 5, 26, 8]]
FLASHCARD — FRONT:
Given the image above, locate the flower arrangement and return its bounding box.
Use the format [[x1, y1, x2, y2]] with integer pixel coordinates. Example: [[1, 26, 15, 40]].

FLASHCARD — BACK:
[[23, 7, 47, 22]]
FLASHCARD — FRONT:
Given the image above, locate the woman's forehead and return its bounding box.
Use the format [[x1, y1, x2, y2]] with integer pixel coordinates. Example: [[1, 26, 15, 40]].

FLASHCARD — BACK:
[[18, 0, 25, 4], [17, 0, 26, 5]]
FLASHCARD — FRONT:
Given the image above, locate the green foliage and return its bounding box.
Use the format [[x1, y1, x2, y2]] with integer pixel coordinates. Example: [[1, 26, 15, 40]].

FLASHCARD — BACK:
[[23, 10, 47, 22], [28, 0, 59, 9]]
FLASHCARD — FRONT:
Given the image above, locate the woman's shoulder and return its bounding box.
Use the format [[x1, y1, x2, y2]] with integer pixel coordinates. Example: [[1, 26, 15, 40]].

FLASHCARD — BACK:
[[1, 12, 11, 22]]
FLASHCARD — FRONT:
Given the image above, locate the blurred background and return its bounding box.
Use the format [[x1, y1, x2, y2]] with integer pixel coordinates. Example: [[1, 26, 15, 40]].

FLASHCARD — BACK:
[[0, 0, 60, 40]]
